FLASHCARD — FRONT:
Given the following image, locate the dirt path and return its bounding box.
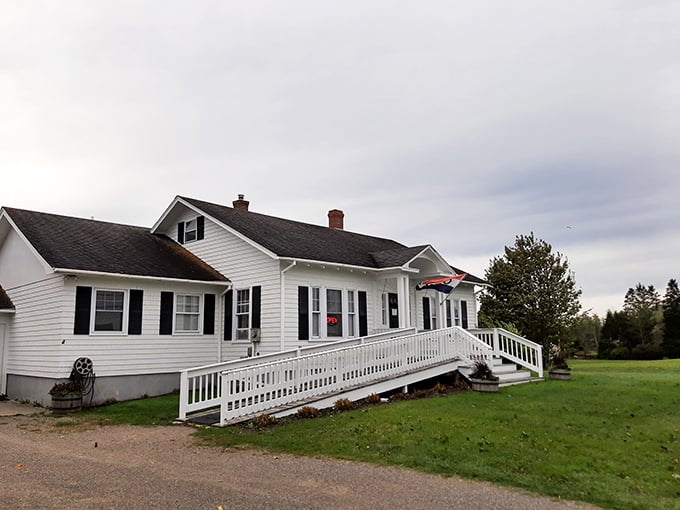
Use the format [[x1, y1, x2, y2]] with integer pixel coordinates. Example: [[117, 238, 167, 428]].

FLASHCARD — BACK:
[[0, 415, 598, 510]]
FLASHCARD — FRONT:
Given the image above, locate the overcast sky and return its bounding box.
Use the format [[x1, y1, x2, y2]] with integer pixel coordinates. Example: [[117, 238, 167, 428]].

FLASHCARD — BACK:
[[2, 1, 679, 316]]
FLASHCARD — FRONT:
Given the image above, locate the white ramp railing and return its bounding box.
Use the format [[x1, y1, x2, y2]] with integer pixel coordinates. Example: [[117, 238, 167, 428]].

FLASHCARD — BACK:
[[217, 327, 491, 425], [178, 329, 416, 420], [470, 328, 543, 376]]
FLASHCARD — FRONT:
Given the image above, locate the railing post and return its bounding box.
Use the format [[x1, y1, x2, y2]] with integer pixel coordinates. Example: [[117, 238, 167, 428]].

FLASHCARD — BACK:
[[178, 370, 189, 420], [493, 328, 500, 356]]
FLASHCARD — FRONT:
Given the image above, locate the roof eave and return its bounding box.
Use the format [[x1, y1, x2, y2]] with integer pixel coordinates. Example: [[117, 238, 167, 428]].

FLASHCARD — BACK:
[[53, 268, 231, 286]]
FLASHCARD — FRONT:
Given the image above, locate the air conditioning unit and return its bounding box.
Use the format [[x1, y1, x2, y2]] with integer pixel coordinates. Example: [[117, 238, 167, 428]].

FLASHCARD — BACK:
[[250, 328, 261, 343]]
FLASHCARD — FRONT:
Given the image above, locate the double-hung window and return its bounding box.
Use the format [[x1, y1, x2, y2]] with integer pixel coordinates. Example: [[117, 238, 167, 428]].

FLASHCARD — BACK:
[[347, 290, 356, 337], [93, 289, 125, 332], [175, 294, 200, 332], [311, 287, 321, 338], [184, 219, 197, 243], [236, 289, 251, 340], [326, 289, 343, 337]]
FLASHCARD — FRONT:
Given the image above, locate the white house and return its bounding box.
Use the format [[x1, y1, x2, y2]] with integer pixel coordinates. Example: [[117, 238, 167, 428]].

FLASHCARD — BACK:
[[0, 195, 488, 405]]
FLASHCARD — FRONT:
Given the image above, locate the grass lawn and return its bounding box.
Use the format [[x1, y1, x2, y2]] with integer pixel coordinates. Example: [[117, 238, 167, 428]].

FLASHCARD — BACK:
[[81, 359, 680, 509]]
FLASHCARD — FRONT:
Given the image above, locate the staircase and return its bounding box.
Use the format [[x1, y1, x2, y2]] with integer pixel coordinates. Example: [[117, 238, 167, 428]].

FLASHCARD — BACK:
[[458, 357, 539, 387]]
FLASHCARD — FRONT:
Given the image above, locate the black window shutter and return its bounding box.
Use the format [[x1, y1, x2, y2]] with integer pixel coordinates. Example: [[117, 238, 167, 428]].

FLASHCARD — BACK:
[[203, 293, 215, 335], [177, 222, 185, 244], [358, 291, 368, 337], [251, 286, 261, 329], [422, 297, 431, 330], [197, 216, 205, 241], [74, 286, 92, 335], [461, 300, 469, 329], [224, 290, 233, 341], [128, 289, 144, 335], [160, 292, 174, 335], [298, 286, 309, 340]]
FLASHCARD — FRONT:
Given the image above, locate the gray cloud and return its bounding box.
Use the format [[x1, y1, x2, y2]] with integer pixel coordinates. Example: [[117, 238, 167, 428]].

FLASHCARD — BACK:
[[2, 1, 679, 315]]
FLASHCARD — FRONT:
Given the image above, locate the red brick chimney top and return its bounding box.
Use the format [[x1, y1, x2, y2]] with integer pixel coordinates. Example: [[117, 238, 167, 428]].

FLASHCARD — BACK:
[[328, 209, 344, 230], [232, 194, 249, 211]]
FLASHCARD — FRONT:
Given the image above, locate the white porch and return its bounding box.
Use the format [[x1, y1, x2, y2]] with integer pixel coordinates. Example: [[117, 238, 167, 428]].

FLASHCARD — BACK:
[[178, 327, 543, 427]]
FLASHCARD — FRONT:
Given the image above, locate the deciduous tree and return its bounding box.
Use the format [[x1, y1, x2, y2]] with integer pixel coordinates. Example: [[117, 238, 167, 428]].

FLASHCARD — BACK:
[[479, 233, 581, 358]]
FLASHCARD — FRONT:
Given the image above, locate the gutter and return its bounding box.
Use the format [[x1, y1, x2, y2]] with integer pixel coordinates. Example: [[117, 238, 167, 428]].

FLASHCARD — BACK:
[[53, 268, 231, 287]]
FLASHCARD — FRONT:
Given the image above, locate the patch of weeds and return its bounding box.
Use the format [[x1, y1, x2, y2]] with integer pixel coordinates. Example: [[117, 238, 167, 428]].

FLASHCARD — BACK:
[[364, 393, 382, 405], [333, 398, 354, 412], [250, 414, 278, 428], [390, 392, 409, 401], [297, 406, 322, 419], [432, 383, 448, 394]]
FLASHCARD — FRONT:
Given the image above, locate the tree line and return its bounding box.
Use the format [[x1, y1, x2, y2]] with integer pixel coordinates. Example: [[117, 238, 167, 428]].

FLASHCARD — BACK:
[[477, 232, 680, 360]]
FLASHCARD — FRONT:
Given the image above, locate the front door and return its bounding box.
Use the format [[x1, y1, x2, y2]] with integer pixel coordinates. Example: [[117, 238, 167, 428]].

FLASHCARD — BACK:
[[388, 293, 399, 328], [0, 324, 6, 395]]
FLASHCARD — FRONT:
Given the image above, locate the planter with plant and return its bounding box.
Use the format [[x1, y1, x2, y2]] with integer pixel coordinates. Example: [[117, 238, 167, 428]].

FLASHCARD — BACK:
[[468, 360, 500, 392], [548, 354, 571, 380], [49, 380, 84, 414]]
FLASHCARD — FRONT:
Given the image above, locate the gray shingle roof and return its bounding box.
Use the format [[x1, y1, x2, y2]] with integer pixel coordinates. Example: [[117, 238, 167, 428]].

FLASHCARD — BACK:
[[0, 285, 14, 310], [181, 196, 407, 268], [3, 208, 228, 283], [181, 197, 488, 284]]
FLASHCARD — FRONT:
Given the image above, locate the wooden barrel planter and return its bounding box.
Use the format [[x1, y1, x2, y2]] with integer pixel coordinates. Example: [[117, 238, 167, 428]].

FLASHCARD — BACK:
[[51, 394, 83, 415], [470, 378, 499, 393], [548, 368, 572, 381]]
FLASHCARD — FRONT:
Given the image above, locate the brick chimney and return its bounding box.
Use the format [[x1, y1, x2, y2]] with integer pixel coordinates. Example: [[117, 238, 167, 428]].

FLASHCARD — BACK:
[[232, 194, 249, 211], [328, 209, 344, 230]]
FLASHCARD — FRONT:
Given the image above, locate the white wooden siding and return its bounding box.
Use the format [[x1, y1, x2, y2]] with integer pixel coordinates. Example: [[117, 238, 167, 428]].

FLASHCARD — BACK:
[[0, 228, 49, 290], [4, 275, 69, 378], [158, 212, 281, 360], [283, 265, 377, 350]]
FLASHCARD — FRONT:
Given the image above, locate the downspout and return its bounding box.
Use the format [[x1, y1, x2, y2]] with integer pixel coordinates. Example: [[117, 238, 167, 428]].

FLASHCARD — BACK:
[[217, 284, 233, 362], [280, 261, 297, 352]]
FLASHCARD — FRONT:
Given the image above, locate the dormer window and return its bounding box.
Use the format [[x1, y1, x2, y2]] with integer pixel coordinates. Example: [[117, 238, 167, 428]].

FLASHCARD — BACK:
[[177, 216, 204, 244], [184, 219, 197, 242]]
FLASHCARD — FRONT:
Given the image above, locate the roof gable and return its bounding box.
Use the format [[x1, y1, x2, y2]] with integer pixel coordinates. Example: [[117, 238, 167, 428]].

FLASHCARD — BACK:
[[2, 207, 228, 283], [0, 285, 14, 310]]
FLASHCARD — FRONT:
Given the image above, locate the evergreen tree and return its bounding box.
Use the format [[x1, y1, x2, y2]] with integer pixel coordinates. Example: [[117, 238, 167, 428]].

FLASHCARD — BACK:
[[479, 233, 581, 358], [599, 310, 632, 358], [623, 283, 660, 347], [662, 279, 680, 357]]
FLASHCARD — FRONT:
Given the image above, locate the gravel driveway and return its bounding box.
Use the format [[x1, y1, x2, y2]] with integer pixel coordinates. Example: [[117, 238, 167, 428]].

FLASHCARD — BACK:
[[0, 414, 599, 510]]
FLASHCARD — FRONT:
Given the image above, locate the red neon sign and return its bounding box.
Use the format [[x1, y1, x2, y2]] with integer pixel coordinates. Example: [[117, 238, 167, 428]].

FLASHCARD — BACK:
[[327, 316, 339, 326]]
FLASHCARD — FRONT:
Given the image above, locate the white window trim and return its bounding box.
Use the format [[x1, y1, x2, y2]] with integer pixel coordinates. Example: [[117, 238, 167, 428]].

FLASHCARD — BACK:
[[428, 295, 438, 330], [307, 287, 364, 341], [347, 289, 357, 338], [90, 288, 128, 336], [234, 288, 252, 342], [173, 293, 203, 335]]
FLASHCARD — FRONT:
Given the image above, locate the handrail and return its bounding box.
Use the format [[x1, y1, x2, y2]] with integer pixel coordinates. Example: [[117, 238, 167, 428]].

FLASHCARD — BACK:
[[217, 327, 492, 424], [469, 328, 543, 376], [178, 328, 417, 419]]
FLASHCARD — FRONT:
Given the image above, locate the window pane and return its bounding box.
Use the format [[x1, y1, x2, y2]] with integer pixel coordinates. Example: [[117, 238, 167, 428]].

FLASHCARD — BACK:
[[176, 314, 199, 331], [185, 219, 197, 242], [95, 311, 123, 331], [175, 294, 200, 332], [94, 290, 124, 331], [327, 289, 342, 313]]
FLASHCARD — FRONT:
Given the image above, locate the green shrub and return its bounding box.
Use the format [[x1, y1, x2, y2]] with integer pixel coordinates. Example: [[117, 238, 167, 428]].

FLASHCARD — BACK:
[[609, 346, 631, 359]]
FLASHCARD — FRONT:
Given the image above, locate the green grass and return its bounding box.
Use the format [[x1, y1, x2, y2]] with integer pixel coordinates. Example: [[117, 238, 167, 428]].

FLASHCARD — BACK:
[[81, 360, 680, 509], [79, 394, 180, 426]]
